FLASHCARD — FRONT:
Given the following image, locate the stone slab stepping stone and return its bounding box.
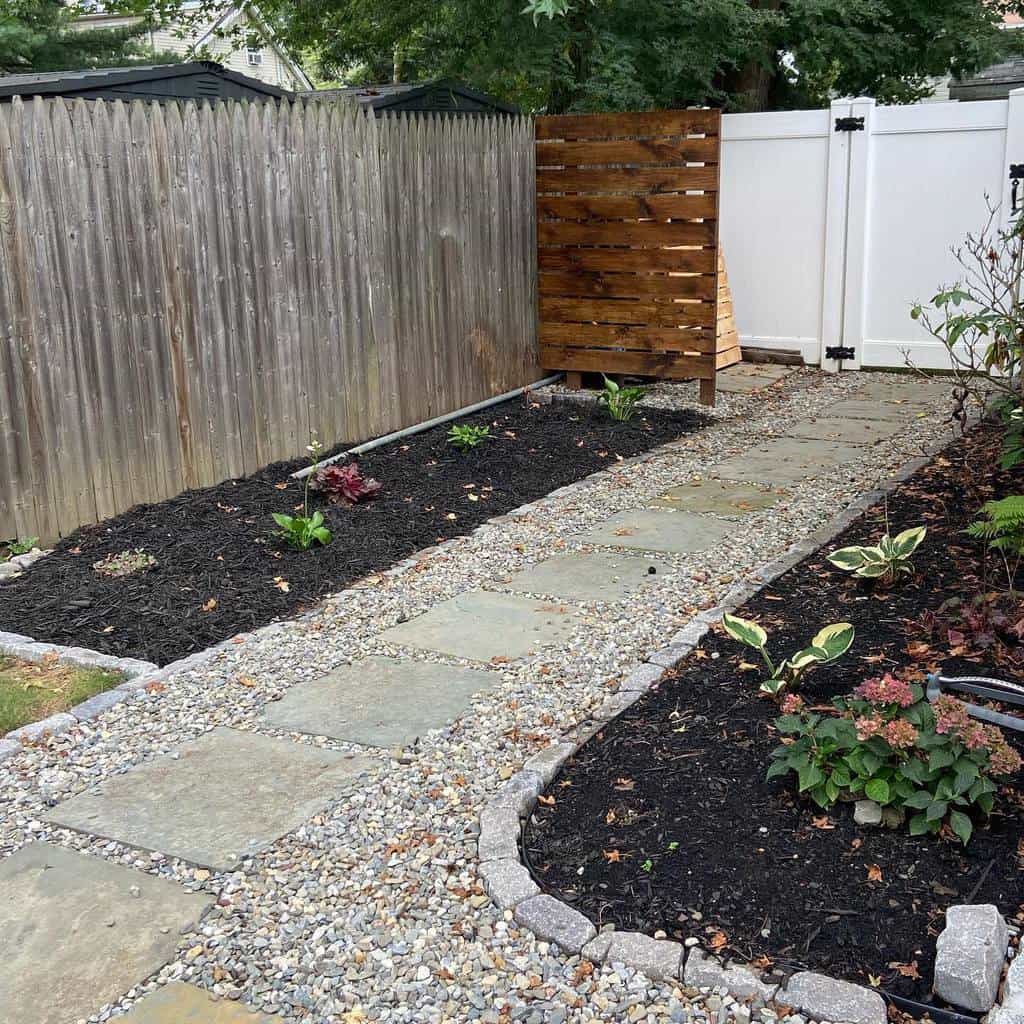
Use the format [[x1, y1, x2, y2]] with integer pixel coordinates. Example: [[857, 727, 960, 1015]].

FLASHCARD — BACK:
[[710, 437, 854, 486], [46, 728, 375, 870], [503, 550, 673, 603], [854, 377, 949, 405], [651, 479, 787, 515], [264, 656, 498, 747], [826, 398, 926, 422], [117, 981, 276, 1022], [716, 364, 792, 393], [0, 843, 211, 1024], [575, 508, 733, 554], [784, 416, 903, 445], [379, 590, 578, 663]]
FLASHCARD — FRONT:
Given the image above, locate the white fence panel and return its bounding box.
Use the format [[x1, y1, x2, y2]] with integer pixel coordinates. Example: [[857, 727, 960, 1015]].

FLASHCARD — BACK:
[[720, 92, 1022, 370]]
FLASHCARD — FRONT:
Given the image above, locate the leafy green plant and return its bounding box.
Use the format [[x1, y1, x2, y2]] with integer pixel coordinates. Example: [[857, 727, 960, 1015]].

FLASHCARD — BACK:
[[3, 537, 38, 558], [768, 677, 1021, 845], [827, 526, 926, 583], [92, 549, 156, 578], [447, 424, 491, 452], [273, 435, 333, 550], [966, 496, 1024, 592], [598, 375, 644, 423], [721, 613, 854, 696]]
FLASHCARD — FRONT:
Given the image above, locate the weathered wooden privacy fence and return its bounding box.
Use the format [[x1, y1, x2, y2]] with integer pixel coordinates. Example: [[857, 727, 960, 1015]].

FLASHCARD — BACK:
[[0, 97, 539, 542], [535, 109, 722, 404]]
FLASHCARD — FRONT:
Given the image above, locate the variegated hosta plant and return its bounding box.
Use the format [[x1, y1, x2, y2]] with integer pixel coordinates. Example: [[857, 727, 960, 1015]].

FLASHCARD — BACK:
[[827, 526, 926, 583], [721, 613, 856, 696]]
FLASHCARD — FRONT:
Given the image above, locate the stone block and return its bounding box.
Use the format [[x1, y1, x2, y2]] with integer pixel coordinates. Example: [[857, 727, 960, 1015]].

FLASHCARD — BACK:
[[478, 802, 520, 862], [479, 857, 539, 910], [514, 894, 597, 953], [621, 663, 664, 693], [605, 931, 684, 982], [782, 971, 887, 1024], [523, 742, 576, 786], [934, 904, 1009, 1012], [684, 948, 778, 1006]]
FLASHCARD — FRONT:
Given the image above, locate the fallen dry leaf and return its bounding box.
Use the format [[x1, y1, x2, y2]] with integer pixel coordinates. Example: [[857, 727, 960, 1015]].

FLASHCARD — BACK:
[[708, 931, 728, 951], [889, 961, 921, 980], [603, 849, 623, 863], [201, 597, 218, 612], [811, 815, 835, 830], [866, 864, 884, 883], [237, 675, 256, 688], [273, 576, 290, 592], [536, 794, 555, 807]]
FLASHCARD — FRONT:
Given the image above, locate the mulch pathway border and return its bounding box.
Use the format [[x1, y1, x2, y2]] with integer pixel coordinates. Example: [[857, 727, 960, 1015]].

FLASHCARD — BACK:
[[476, 429, 979, 1024]]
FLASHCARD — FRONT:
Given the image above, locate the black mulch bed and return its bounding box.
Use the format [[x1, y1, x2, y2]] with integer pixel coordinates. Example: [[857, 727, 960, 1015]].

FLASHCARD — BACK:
[[525, 423, 1024, 1005], [0, 398, 707, 666]]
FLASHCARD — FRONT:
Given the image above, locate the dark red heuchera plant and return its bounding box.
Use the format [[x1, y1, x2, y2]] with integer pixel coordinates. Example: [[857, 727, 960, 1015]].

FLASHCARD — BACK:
[[312, 463, 382, 506]]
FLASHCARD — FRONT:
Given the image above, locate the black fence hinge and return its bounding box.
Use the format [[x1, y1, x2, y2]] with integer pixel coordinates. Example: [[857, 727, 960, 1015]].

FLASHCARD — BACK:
[[1010, 164, 1024, 214], [834, 116, 865, 132], [826, 345, 856, 361]]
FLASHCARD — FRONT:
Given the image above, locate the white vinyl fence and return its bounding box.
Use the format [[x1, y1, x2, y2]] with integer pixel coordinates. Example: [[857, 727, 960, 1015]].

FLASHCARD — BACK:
[[719, 91, 1024, 370]]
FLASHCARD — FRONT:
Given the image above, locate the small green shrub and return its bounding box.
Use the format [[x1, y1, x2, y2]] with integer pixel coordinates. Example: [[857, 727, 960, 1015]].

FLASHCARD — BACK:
[[827, 526, 926, 583], [447, 424, 491, 452], [272, 434, 334, 550], [92, 549, 157, 578], [598, 375, 644, 422], [769, 676, 1022, 844], [721, 613, 854, 696], [966, 496, 1024, 591]]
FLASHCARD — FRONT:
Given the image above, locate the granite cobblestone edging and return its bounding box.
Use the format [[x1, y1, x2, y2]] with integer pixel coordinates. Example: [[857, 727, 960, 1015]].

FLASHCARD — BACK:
[[475, 430, 973, 1024]]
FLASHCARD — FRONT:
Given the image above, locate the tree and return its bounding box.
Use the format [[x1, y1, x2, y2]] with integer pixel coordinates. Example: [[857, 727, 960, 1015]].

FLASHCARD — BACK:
[[0, 0, 169, 75], [106, 0, 1024, 112]]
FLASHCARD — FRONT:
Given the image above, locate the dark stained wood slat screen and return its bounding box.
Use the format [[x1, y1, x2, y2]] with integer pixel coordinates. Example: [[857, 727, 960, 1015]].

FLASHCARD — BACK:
[[535, 108, 722, 404]]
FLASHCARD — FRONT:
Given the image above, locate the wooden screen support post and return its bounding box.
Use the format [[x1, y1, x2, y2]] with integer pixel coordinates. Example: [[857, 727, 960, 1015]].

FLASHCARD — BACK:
[[535, 108, 722, 406]]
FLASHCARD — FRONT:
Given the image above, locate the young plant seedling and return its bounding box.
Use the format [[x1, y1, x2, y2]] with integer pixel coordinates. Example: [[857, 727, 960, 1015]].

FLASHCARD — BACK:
[[721, 612, 855, 696], [5, 536, 38, 558], [598, 375, 644, 422], [447, 424, 491, 452], [272, 434, 334, 550], [827, 526, 926, 583], [966, 495, 1024, 592]]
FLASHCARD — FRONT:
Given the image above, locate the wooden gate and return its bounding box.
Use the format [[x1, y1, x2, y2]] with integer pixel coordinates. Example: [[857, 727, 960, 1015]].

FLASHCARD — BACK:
[[535, 109, 722, 404]]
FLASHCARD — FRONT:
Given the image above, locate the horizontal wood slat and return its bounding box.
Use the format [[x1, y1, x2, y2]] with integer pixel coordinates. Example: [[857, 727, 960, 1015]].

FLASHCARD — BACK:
[[536, 137, 718, 168], [538, 220, 715, 247], [536, 109, 719, 140], [537, 166, 718, 195], [539, 345, 716, 378], [535, 109, 721, 401], [539, 271, 716, 300], [537, 193, 716, 221], [539, 247, 716, 274], [539, 297, 716, 328], [540, 323, 716, 353]]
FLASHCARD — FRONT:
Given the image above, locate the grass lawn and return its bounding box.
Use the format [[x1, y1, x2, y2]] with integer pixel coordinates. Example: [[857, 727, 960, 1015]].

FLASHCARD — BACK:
[[0, 655, 122, 734]]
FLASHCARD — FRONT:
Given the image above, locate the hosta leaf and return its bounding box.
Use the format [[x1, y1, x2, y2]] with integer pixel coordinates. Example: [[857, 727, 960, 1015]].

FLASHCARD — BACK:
[[809, 623, 855, 660], [892, 526, 927, 557], [827, 546, 870, 570], [722, 613, 768, 650], [789, 647, 824, 668], [856, 561, 891, 579]]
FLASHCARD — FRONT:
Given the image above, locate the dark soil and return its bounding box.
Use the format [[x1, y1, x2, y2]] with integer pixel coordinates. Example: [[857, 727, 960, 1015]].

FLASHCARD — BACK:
[[525, 424, 1024, 1005], [0, 398, 706, 666]]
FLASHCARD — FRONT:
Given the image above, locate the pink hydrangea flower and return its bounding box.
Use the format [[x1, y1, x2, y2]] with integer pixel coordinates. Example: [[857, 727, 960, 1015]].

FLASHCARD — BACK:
[[962, 723, 992, 752], [855, 714, 884, 741], [883, 719, 919, 750], [989, 743, 1023, 776], [933, 695, 971, 735], [780, 694, 805, 714], [854, 673, 915, 708]]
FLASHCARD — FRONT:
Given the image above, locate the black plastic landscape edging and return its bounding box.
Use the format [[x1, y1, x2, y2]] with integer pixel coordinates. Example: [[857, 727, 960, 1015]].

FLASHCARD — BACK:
[[475, 426, 985, 1024]]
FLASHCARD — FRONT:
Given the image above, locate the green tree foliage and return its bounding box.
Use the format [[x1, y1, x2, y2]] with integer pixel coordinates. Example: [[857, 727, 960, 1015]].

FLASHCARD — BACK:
[[0, 0, 169, 75], [106, 0, 1024, 112]]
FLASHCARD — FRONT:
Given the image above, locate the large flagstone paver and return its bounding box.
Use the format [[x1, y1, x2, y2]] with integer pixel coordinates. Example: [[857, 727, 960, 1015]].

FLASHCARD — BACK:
[[853, 377, 950, 406], [716, 363, 793, 394], [575, 508, 733, 554], [265, 656, 499, 747], [46, 728, 376, 870], [651, 479, 787, 515], [380, 590, 579, 663], [783, 416, 904, 445], [826, 398, 927, 422], [710, 437, 856, 486], [503, 550, 673, 603], [116, 981, 276, 1022], [0, 843, 212, 1024]]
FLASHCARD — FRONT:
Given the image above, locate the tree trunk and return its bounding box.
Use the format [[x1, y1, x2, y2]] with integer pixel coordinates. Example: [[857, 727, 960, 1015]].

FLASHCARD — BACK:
[[726, 0, 783, 112]]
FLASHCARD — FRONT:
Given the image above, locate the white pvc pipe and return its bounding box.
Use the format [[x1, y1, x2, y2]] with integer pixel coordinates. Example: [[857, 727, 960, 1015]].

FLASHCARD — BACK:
[[291, 373, 565, 479]]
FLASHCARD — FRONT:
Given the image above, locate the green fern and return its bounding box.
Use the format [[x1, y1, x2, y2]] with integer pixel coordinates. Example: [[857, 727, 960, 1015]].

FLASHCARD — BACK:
[[967, 496, 1024, 590]]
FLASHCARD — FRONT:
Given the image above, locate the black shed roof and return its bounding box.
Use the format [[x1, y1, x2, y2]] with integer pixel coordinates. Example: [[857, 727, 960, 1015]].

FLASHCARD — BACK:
[[0, 61, 289, 103], [299, 80, 518, 116]]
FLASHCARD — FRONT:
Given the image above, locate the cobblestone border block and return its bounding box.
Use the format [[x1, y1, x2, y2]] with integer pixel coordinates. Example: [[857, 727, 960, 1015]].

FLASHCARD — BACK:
[[473, 427, 973, 1018], [0, 546, 50, 582]]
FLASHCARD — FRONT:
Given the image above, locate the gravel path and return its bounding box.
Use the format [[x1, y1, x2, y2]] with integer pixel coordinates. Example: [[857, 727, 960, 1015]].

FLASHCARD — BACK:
[[0, 369, 960, 1024]]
